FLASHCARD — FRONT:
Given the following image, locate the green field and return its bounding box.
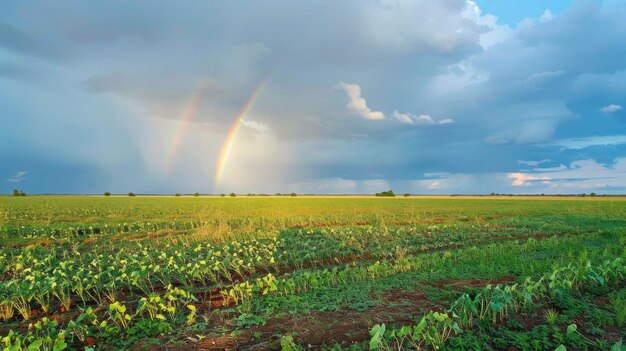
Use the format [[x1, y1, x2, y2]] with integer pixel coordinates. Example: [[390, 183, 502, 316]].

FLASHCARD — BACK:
[[1, 196, 625, 350]]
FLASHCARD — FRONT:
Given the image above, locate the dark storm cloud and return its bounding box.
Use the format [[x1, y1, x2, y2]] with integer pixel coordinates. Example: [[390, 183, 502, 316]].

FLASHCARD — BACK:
[[0, 22, 69, 61]]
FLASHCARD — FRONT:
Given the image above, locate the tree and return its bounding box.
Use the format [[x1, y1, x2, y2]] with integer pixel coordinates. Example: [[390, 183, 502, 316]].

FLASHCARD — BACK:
[[375, 190, 395, 197], [220, 193, 226, 197], [229, 192, 236, 197], [103, 192, 111, 197], [12, 189, 26, 197], [128, 192, 136, 197], [175, 193, 181, 197], [290, 193, 297, 197], [194, 193, 200, 197]]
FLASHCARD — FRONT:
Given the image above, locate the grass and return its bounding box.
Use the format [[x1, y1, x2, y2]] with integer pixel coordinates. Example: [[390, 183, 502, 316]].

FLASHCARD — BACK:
[[0, 196, 625, 350]]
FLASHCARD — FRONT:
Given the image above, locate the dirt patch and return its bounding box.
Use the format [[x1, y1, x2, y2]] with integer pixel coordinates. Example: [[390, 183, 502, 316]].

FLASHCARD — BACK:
[[82, 237, 99, 245], [515, 312, 539, 331], [592, 295, 610, 308], [0, 307, 83, 338], [195, 289, 444, 350], [197, 335, 240, 351]]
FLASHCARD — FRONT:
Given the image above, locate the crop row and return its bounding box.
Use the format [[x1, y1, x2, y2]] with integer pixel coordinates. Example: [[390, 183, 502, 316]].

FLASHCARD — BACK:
[[0, 236, 279, 321], [368, 258, 626, 350], [221, 231, 621, 308], [4, 248, 622, 351], [0, 222, 547, 322], [1, 285, 198, 351]]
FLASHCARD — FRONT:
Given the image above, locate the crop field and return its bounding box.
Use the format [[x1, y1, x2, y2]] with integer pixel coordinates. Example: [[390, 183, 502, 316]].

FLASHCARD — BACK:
[[0, 196, 625, 350]]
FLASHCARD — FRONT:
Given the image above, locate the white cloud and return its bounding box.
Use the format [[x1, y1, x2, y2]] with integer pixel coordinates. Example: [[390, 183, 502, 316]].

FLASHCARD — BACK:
[[540, 9, 554, 23], [518, 159, 551, 167], [393, 110, 414, 124], [414, 114, 435, 124], [463, 1, 513, 49], [431, 61, 488, 94], [337, 82, 385, 120], [241, 119, 270, 133], [509, 158, 626, 191], [392, 110, 455, 125], [427, 180, 441, 189], [5, 171, 27, 183], [600, 104, 622, 113], [508, 173, 551, 186], [363, 0, 490, 52], [544, 135, 626, 149]]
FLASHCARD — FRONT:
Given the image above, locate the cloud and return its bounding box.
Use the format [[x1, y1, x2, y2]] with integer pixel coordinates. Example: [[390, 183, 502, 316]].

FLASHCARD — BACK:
[[431, 61, 488, 94], [518, 159, 551, 167], [362, 0, 489, 52], [438, 118, 456, 125], [392, 111, 455, 125], [241, 120, 270, 134], [5, 171, 27, 183], [508, 158, 626, 191], [540, 9, 554, 23], [427, 180, 441, 189], [532, 164, 567, 172], [523, 70, 566, 86], [2, 0, 626, 194], [600, 104, 622, 113], [336, 82, 385, 120], [0, 22, 66, 60], [544, 135, 626, 149], [508, 173, 551, 186]]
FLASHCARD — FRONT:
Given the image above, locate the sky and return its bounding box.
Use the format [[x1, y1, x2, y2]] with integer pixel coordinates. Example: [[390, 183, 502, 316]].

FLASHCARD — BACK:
[[1, 0, 626, 195]]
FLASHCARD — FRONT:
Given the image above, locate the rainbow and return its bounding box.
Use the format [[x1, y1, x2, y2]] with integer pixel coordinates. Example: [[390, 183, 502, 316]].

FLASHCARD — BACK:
[[214, 78, 270, 185], [165, 86, 207, 168]]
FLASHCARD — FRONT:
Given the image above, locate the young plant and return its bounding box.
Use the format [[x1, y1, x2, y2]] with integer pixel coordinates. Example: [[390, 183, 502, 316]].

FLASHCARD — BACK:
[[610, 297, 626, 327], [544, 309, 559, 325], [108, 301, 131, 330], [0, 301, 14, 321]]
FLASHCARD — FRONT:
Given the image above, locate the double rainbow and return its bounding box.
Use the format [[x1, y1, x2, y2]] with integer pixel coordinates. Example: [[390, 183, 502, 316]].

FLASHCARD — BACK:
[[164, 78, 270, 185], [214, 77, 270, 185]]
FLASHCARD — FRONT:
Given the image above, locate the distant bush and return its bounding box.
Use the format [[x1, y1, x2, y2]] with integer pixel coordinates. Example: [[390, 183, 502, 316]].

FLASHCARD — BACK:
[[175, 193, 181, 197], [229, 193, 236, 197], [194, 193, 200, 197], [403, 193, 410, 197], [128, 192, 136, 197], [220, 194, 226, 197], [103, 192, 111, 197], [12, 189, 26, 197], [375, 190, 395, 197]]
